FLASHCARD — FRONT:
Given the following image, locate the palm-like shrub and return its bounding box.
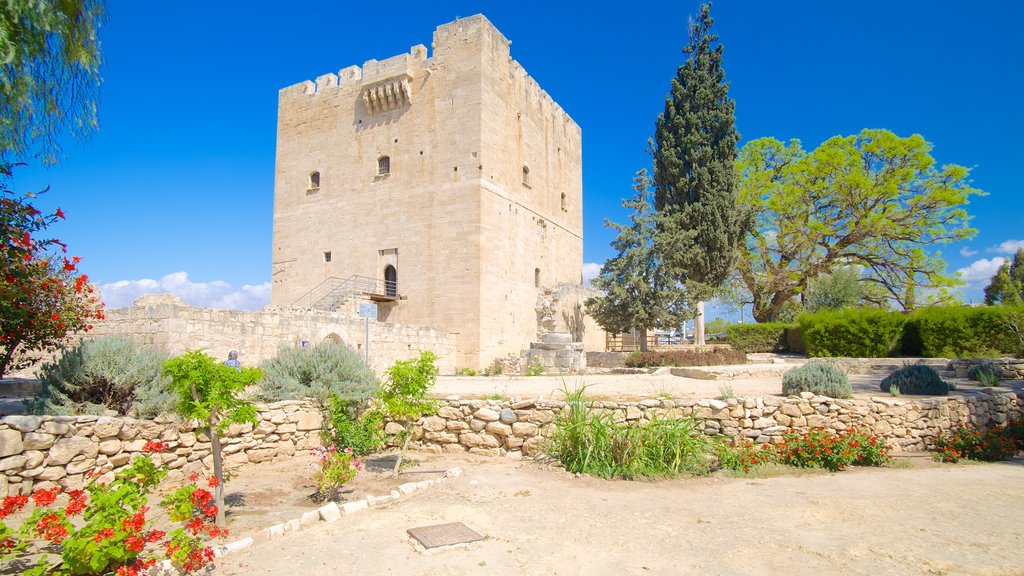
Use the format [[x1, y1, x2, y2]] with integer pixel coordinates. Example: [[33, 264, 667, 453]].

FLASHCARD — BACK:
[[27, 336, 174, 417], [257, 341, 377, 404], [782, 362, 852, 398], [880, 365, 949, 396]]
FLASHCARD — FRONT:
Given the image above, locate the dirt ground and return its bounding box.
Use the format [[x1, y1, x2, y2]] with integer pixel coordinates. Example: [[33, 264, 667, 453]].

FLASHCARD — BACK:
[[211, 452, 1024, 576]]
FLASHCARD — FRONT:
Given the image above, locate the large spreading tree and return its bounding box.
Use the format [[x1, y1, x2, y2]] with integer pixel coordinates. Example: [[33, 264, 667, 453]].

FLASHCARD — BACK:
[[1, 0, 106, 163], [586, 171, 691, 351], [735, 129, 981, 322], [650, 2, 740, 345], [984, 249, 1024, 305]]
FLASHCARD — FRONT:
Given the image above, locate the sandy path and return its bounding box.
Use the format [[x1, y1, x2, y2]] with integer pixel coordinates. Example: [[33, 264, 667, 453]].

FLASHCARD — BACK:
[[212, 454, 1024, 576]]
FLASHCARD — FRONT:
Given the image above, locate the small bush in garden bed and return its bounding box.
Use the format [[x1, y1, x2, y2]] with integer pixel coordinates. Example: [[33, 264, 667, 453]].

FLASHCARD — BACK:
[[310, 445, 363, 503], [782, 362, 852, 398], [716, 428, 889, 473], [624, 348, 747, 368], [0, 441, 226, 576], [323, 394, 384, 456], [880, 365, 949, 396], [933, 422, 1024, 462], [550, 387, 711, 479], [725, 323, 790, 353], [257, 341, 377, 404], [799, 308, 906, 358], [967, 362, 1002, 387]]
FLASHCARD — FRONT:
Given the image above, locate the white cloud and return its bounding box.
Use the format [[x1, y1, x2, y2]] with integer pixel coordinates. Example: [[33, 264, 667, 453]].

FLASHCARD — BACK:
[[959, 246, 978, 257], [955, 257, 1005, 283], [988, 239, 1024, 254], [582, 262, 602, 287], [100, 272, 271, 310]]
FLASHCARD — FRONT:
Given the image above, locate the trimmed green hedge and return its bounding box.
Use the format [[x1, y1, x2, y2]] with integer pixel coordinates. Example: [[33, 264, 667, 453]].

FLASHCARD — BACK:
[[725, 323, 790, 353], [913, 305, 1023, 358], [625, 348, 747, 368], [799, 309, 906, 358]]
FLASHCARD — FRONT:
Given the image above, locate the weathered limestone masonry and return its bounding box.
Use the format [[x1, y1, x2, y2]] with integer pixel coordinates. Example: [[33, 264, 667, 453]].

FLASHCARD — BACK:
[[271, 14, 588, 370], [88, 294, 456, 374], [0, 401, 323, 497], [397, 389, 1024, 456]]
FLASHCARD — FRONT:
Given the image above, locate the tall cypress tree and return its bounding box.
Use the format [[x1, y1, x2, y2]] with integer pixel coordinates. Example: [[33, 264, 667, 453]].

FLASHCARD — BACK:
[[651, 3, 740, 345]]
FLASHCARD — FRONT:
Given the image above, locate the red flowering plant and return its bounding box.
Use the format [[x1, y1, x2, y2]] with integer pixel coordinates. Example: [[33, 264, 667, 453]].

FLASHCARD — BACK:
[[0, 440, 226, 575], [716, 427, 890, 473], [0, 163, 104, 377], [933, 421, 1024, 463], [310, 445, 363, 503]]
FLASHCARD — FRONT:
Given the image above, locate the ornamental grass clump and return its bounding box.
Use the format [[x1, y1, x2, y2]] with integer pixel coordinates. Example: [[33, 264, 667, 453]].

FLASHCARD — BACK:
[[549, 386, 710, 479], [880, 365, 949, 396], [781, 362, 852, 398]]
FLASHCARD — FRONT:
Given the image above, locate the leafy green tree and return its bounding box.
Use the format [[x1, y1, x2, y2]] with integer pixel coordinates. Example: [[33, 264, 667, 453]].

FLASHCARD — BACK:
[[736, 130, 980, 322], [586, 170, 691, 352], [378, 351, 439, 475], [1, 0, 106, 163], [984, 249, 1024, 305], [651, 2, 740, 345], [163, 350, 263, 526], [804, 266, 866, 313]]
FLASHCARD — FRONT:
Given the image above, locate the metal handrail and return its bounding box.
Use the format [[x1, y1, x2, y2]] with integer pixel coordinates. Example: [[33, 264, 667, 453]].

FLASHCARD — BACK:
[[292, 275, 397, 310]]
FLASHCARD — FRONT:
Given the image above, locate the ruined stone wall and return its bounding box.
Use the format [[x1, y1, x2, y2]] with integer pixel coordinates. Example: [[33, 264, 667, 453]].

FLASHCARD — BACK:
[[3, 389, 1022, 496], [536, 284, 606, 353], [88, 294, 456, 374], [0, 401, 323, 497]]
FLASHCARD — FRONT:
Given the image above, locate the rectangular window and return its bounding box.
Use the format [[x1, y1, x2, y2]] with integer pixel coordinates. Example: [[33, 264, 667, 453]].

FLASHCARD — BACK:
[[323, 251, 332, 263]]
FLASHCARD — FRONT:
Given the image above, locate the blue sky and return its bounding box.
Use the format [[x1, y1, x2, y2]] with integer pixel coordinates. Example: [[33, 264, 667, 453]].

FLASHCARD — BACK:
[[13, 1, 1024, 317]]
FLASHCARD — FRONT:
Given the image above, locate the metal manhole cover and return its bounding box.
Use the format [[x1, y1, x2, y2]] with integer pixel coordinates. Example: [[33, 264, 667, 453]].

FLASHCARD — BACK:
[[406, 522, 484, 549]]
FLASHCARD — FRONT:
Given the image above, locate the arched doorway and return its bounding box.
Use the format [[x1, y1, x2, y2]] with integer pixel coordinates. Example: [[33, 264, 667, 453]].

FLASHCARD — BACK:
[[384, 265, 397, 297]]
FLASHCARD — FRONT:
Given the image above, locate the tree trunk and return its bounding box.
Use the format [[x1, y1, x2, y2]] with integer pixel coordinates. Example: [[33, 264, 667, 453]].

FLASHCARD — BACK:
[[693, 301, 706, 346], [392, 422, 411, 475], [209, 416, 226, 527], [638, 326, 649, 352]]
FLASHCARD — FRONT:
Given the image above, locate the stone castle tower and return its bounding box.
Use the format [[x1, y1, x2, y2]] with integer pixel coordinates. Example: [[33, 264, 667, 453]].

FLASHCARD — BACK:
[[271, 15, 584, 369]]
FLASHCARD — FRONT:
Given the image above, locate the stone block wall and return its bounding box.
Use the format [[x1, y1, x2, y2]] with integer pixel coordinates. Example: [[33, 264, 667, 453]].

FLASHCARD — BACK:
[[398, 389, 1024, 457], [88, 294, 456, 374], [0, 400, 323, 497]]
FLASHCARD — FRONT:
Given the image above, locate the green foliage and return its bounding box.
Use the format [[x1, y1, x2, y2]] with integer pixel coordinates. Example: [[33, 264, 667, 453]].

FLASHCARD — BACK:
[[549, 386, 711, 479], [310, 445, 361, 502], [736, 130, 981, 322], [624, 347, 746, 368], [785, 325, 806, 354], [0, 0, 106, 163], [880, 365, 949, 396], [651, 3, 740, 308], [586, 170, 692, 343], [455, 367, 477, 376], [322, 394, 383, 456], [984, 249, 1024, 305], [913, 305, 1023, 358], [799, 309, 906, 358], [257, 341, 377, 404], [704, 317, 731, 335], [716, 384, 735, 401], [934, 422, 1024, 462], [804, 266, 865, 313], [162, 350, 262, 433], [781, 362, 852, 398], [27, 336, 174, 418], [725, 322, 789, 353], [524, 361, 544, 376], [968, 362, 1002, 387], [378, 351, 439, 423]]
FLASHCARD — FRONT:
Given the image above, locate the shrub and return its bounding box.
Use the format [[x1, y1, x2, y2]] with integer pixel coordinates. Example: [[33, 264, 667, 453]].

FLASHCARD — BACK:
[[27, 336, 174, 418], [624, 348, 746, 368], [322, 394, 384, 456], [716, 428, 888, 473], [799, 309, 906, 357], [880, 364, 949, 395], [785, 325, 806, 354], [310, 445, 363, 502], [913, 305, 1023, 358], [933, 422, 1024, 462], [257, 341, 377, 404], [968, 362, 1002, 387], [378, 351, 440, 474], [549, 387, 710, 479], [724, 323, 790, 353], [781, 362, 852, 398]]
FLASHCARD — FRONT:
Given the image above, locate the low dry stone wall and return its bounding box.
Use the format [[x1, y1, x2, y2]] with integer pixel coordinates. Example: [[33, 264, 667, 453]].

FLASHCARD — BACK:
[[399, 388, 1024, 457], [0, 400, 323, 497]]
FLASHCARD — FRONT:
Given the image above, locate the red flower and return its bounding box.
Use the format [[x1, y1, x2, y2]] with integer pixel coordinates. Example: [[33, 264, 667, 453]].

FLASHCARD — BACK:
[[94, 528, 116, 542], [30, 487, 59, 507], [125, 535, 145, 552], [143, 440, 167, 453], [55, 208, 65, 219], [145, 529, 166, 543], [207, 475, 219, 488], [203, 504, 218, 519]]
